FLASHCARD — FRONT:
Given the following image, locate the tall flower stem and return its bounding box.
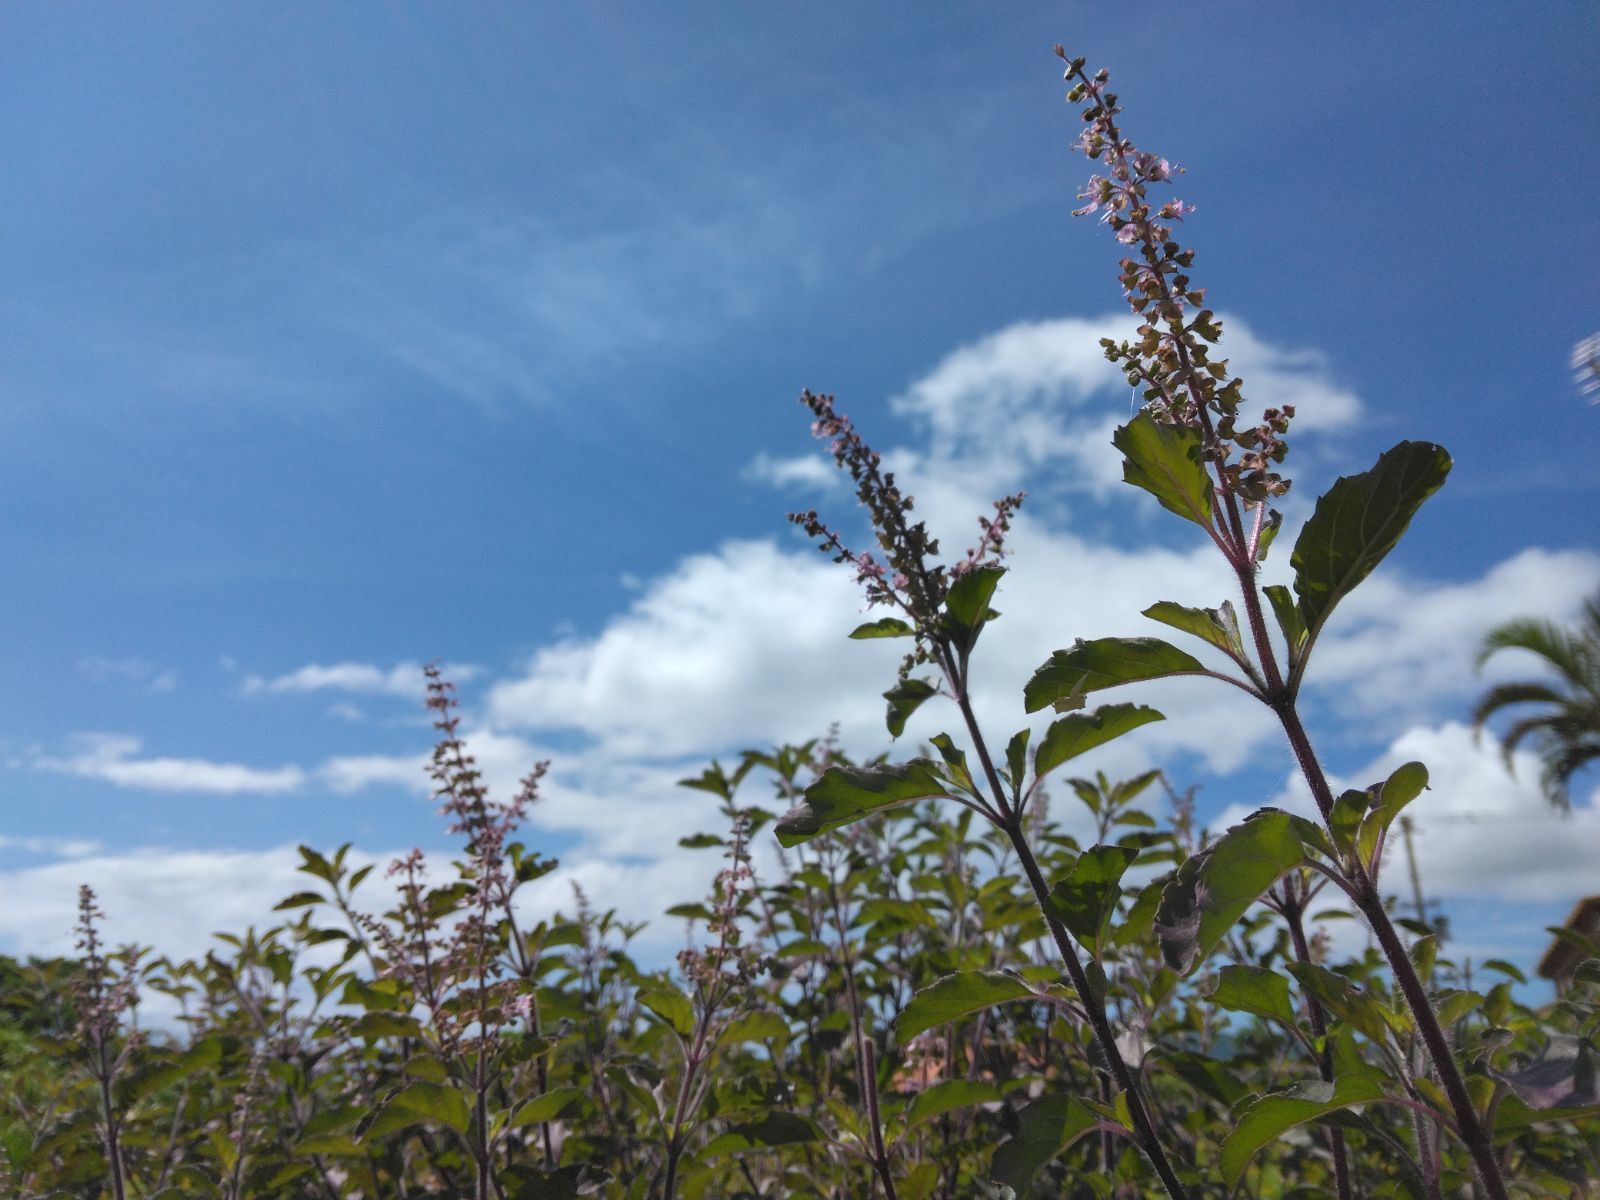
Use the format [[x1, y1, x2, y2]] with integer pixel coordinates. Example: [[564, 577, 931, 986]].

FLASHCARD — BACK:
[[939, 647, 1190, 1200]]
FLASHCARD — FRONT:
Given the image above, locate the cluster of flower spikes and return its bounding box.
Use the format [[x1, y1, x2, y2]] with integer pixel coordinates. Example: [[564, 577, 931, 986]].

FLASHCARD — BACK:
[[359, 666, 549, 1051], [790, 390, 1023, 677], [676, 815, 765, 993], [72, 884, 143, 1049], [1058, 48, 1294, 505]]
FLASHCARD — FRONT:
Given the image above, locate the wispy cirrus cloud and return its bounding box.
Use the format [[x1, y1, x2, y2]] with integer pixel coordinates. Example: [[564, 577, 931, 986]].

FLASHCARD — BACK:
[[242, 660, 478, 699], [33, 734, 307, 794]]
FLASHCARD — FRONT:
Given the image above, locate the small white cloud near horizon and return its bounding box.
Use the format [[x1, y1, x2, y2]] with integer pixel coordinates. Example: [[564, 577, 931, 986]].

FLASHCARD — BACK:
[[242, 660, 479, 700], [33, 734, 307, 795]]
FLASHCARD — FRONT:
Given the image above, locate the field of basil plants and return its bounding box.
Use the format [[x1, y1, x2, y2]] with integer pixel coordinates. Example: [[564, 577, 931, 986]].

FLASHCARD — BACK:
[[1, 48, 1595, 1200]]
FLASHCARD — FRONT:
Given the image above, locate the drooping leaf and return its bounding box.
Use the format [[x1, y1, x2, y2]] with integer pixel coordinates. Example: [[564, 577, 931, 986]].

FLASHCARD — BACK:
[[1255, 507, 1283, 561], [1142, 600, 1244, 659], [1047, 845, 1139, 957], [1113, 412, 1214, 529], [849, 617, 915, 639], [987, 1095, 1099, 1190], [904, 1079, 1004, 1131], [1208, 965, 1298, 1027], [1034, 704, 1165, 781], [884, 678, 938, 738], [637, 980, 695, 1038], [1154, 809, 1317, 974], [1222, 1074, 1387, 1187], [701, 1112, 819, 1156], [1290, 440, 1452, 657], [928, 733, 975, 793], [775, 759, 951, 847], [896, 970, 1035, 1042], [1025, 638, 1207, 714]]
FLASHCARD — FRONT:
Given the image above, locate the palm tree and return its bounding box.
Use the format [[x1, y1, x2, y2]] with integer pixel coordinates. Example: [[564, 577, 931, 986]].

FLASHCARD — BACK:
[[1472, 593, 1600, 811]]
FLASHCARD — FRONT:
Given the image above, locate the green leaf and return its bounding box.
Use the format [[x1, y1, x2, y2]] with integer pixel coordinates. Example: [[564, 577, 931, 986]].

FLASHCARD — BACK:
[[350, 1011, 424, 1040], [1154, 809, 1315, 974], [850, 617, 915, 639], [1208, 965, 1298, 1026], [125, 1035, 224, 1105], [895, 970, 1035, 1042], [1255, 508, 1283, 562], [988, 1095, 1098, 1190], [1287, 963, 1399, 1046], [386, 1081, 471, 1138], [1142, 600, 1244, 658], [1163, 1050, 1251, 1108], [904, 1079, 1003, 1131], [1047, 845, 1138, 956], [1290, 440, 1452, 657], [944, 564, 1005, 646], [1355, 761, 1429, 871], [1024, 638, 1207, 714], [1263, 584, 1306, 662], [719, 1010, 790, 1046], [638, 980, 695, 1038], [1004, 728, 1031, 796], [775, 760, 951, 847], [884, 678, 938, 738], [1222, 1074, 1386, 1187], [511, 1087, 587, 1128], [701, 1112, 818, 1156], [273, 890, 326, 911], [1113, 412, 1214, 529], [1327, 788, 1370, 860], [1034, 704, 1165, 781]]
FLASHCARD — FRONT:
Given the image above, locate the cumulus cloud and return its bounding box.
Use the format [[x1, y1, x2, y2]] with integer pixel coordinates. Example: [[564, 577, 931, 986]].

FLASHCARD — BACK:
[[742, 451, 840, 489], [33, 734, 306, 794], [242, 660, 478, 699]]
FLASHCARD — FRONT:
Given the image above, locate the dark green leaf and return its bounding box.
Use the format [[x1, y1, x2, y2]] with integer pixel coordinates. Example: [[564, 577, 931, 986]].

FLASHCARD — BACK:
[[1154, 809, 1314, 974], [1222, 1074, 1387, 1187], [387, 1082, 471, 1138], [1004, 728, 1031, 796], [1113, 413, 1214, 529], [1034, 705, 1165, 780], [1208, 965, 1298, 1026], [273, 891, 326, 911], [944, 565, 1006, 645], [904, 1079, 1003, 1130], [1290, 441, 1452, 655], [988, 1095, 1098, 1190], [511, 1087, 587, 1128], [701, 1112, 819, 1156], [1047, 845, 1138, 956], [896, 970, 1035, 1042], [885, 679, 938, 738], [849, 617, 915, 639], [776, 760, 950, 847], [1025, 638, 1207, 714]]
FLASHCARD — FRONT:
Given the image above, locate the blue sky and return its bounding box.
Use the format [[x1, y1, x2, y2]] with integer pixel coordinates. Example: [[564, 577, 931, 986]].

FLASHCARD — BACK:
[[2, 5, 1598, 982]]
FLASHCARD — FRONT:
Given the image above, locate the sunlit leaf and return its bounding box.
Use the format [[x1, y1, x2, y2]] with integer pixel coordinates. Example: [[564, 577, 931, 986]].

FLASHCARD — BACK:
[[1025, 638, 1206, 714], [1113, 412, 1213, 529], [896, 970, 1035, 1042], [775, 760, 951, 847], [1222, 1074, 1387, 1186], [1034, 704, 1165, 781]]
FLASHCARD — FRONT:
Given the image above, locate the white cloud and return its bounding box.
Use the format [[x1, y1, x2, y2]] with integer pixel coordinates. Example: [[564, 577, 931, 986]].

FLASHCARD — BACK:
[[886, 313, 1363, 499], [77, 656, 178, 693], [742, 451, 840, 489], [317, 753, 431, 795], [33, 734, 306, 794], [243, 660, 477, 699], [1223, 721, 1600, 906], [1304, 547, 1600, 728]]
